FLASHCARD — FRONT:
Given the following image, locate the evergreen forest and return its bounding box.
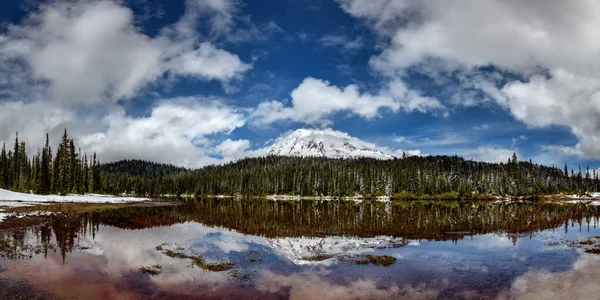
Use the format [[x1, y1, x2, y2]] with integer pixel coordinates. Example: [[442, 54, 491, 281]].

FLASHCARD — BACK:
[[1, 131, 599, 198]]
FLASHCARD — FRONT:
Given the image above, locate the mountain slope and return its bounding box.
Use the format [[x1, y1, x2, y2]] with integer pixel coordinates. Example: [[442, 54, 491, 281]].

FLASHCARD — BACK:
[[264, 128, 397, 159]]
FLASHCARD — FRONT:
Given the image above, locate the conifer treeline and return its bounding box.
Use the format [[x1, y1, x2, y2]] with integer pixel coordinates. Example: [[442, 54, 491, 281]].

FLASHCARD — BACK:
[[0, 130, 100, 195], [99, 155, 600, 198], [3, 131, 600, 198]]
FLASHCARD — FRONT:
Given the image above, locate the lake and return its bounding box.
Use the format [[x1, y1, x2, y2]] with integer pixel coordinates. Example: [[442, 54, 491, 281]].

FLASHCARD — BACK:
[[1, 199, 599, 299]]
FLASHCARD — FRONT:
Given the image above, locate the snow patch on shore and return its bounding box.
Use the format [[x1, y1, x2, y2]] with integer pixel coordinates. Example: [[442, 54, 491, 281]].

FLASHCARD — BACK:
[[0, 188, 149, 206]]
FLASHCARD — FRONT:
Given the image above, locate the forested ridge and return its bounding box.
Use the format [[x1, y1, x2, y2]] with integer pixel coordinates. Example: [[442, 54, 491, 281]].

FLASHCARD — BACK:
[[2, 131, 600, 198], [100, 152, 599, 198]]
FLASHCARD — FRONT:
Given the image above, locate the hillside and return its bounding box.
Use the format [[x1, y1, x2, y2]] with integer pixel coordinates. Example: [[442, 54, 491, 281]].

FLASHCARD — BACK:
[[98, 155, 597, 198]]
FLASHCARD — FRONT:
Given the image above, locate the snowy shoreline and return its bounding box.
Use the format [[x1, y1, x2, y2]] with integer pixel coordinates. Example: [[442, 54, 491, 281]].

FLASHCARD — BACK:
[[0, 188, 150, 207]]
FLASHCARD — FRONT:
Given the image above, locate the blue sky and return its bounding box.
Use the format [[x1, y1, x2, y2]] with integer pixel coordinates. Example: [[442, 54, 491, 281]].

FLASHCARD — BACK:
[[0, 0, 597, 169]]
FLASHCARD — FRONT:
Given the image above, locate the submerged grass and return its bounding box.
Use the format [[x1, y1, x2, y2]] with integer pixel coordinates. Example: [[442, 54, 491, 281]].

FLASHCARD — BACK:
[[303, 254, 333, 261], [162, 248, 234, 272], [550, 236, 600, 256], [341, 254, 397, 266], [139, 264, 162, 276], [585, 248, 600, 254]]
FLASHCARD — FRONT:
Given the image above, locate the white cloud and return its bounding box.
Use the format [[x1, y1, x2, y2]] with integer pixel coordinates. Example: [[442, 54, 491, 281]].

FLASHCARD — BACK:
[[396, 133, 467, 148], [336, 0, 600, 160], [184, 0, 239, 38], [541, 145, 582, 157], [215, 138, 251, 160], [497, 253, 600, 300], [0, 0, 251, 107], [78, 97, 246, 167], [472, 124, 489, 131], [0, 101, 79, 150], [252, 77, 444, 126], [394, 136, 413, 144], [256, 270, 438, 300], [0, 0, 256, 168], [168, 42, 250, 82], [462, 146, 516, 163], [319, 34, 363, 52]]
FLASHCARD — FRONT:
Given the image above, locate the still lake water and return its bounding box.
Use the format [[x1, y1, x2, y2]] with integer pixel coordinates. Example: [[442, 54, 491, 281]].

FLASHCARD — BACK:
[[1, 199, 600, 299]]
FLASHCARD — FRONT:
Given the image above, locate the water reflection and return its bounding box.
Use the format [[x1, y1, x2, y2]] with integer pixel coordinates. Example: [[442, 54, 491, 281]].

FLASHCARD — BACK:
[[0, 199, 599, 299]]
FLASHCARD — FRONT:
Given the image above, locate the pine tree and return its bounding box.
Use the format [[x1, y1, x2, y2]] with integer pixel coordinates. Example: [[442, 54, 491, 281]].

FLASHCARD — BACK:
[[53, 146, 62, 194], [68, 139, 77, 193], [10, 132, 20, 190], [89, 152, 97, 193], [18, 141, 28, 192], [82, 153, 89, 193], [0, 143, 6, 189], [38, 134, 52, 194]]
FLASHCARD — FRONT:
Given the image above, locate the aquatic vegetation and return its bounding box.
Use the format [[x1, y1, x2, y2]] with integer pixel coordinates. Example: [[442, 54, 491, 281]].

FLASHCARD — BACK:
[[341, 255, 397, 266], [139, 264, 162, 276], [229, 269, 252, 282], [162, 249, 234, 272], [303, 254, 334, 261], [585, 248, 600, 254], [549, 236, 600, 255], [240, 250, 266, 264]]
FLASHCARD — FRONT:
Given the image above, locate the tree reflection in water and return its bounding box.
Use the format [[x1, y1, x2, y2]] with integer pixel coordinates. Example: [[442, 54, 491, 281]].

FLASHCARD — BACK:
[[0, 199, 599, 261]]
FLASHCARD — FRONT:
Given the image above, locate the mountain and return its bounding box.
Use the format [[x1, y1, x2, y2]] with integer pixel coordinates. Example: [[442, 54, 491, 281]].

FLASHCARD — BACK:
[[263, 128, 397, 159]]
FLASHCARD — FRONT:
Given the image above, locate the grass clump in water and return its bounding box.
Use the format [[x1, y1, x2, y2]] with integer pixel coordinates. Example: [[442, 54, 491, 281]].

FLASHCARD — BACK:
[[303, 254, 333, 261], [139, 264, 162, 275], [585, 248, 600, 254]]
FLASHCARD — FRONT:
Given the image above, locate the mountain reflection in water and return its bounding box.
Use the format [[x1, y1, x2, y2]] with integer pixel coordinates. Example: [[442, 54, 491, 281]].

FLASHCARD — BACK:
[[0, 199, 599, 299]]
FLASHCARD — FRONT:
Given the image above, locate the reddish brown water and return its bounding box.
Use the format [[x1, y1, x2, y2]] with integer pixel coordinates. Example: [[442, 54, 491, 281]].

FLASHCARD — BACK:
[[0, 200, 599, 299]]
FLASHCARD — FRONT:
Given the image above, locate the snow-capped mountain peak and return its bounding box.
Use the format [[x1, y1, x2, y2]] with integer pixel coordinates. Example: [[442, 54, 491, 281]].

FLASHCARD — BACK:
[[264, 128, 397, 159]]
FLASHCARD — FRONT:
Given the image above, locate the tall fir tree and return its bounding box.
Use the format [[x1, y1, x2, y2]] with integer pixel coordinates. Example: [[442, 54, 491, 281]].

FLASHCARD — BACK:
[[0, 143, 6, 189], [37, 134, 52, 194]]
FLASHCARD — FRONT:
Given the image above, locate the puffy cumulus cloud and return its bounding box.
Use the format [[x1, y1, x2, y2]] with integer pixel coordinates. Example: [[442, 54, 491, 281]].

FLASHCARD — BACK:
[[0, 0, 257, 168], [336, 0, 600, 159], [78, 97, 246, 167], [168, 42, 250, 81], [339, 0, 600, 75], [214, 138, 251, 160], [256, 270, 438, 300], [252, 77, 443, 126], [0, 101, 100, 153], [497, 253, 600, 300], [0, 0, 251, 107], [0, 99, 248, 168], [462, 146, 516, 164], [500, 70, 600, 158]]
